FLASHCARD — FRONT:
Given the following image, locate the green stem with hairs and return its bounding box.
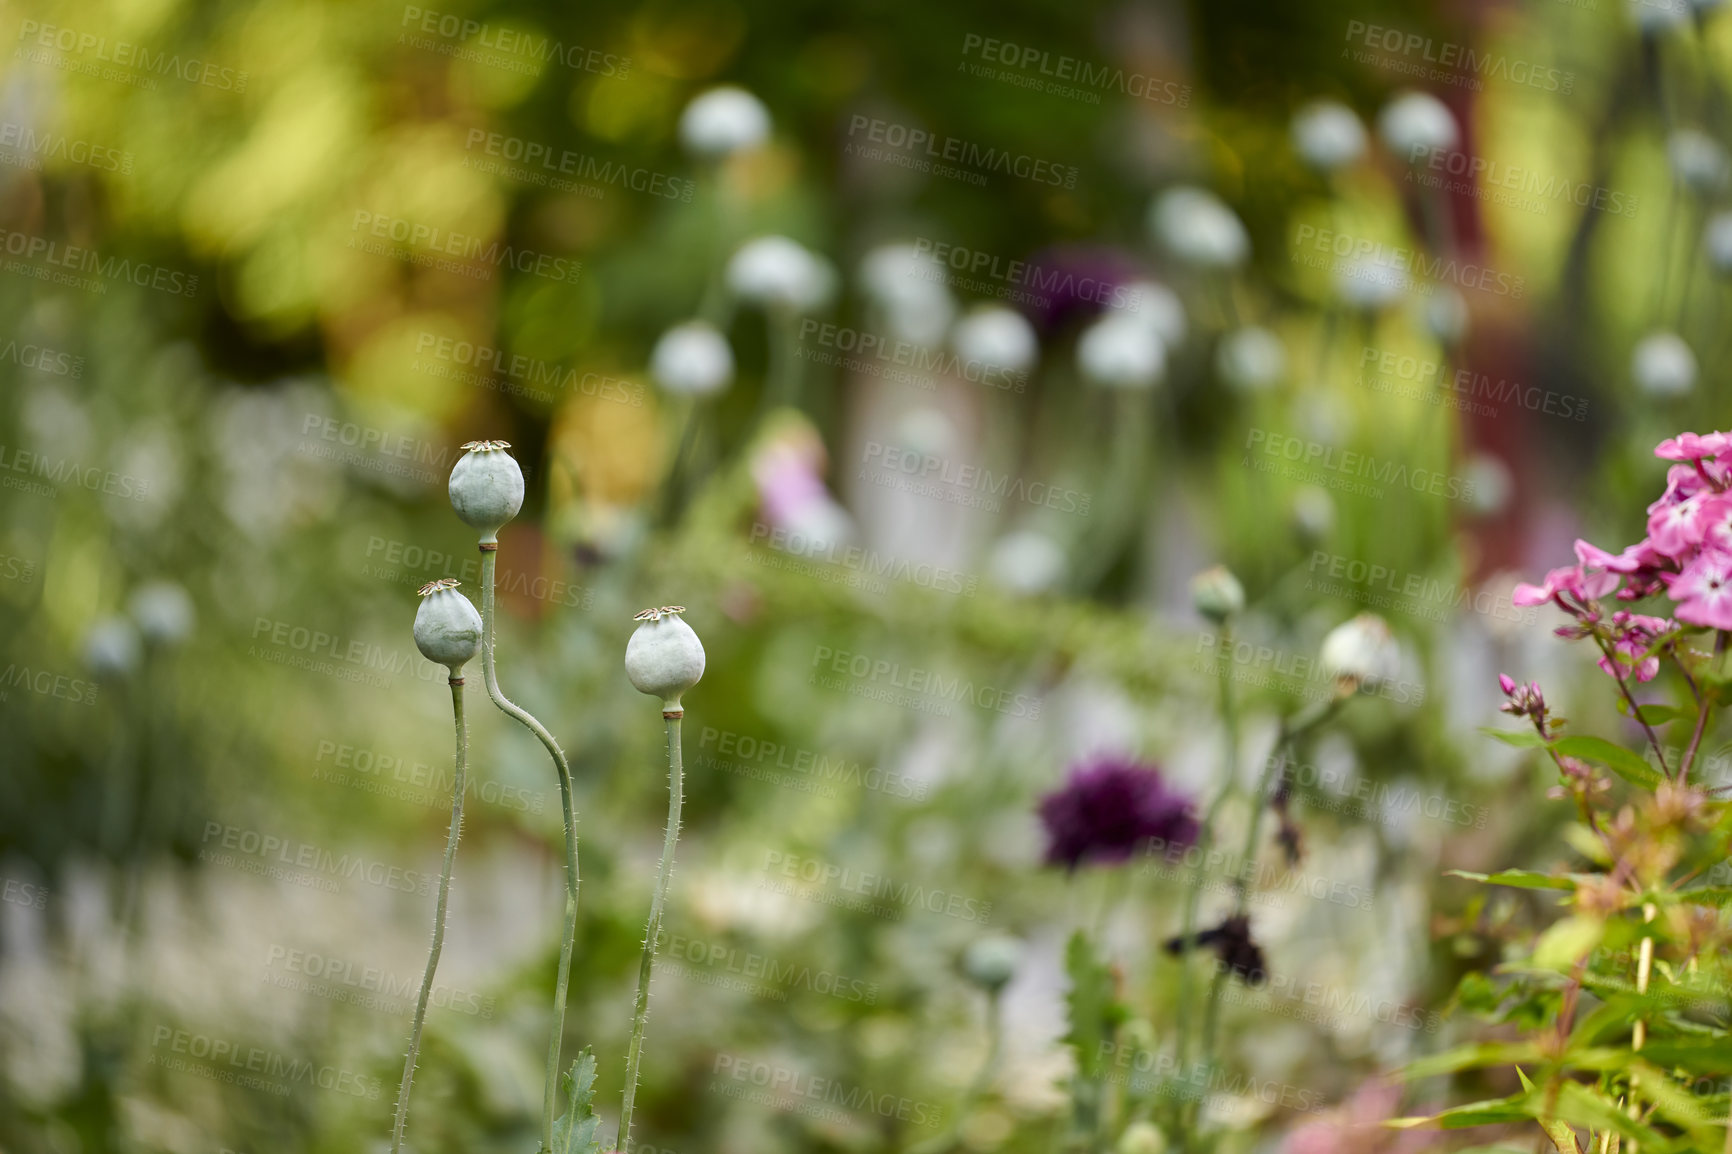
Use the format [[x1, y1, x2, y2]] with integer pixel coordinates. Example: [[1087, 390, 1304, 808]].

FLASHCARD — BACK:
[[478, 547, 581, 1154], [390, 674, 468, 1154], [619, 712, 686, 1154]]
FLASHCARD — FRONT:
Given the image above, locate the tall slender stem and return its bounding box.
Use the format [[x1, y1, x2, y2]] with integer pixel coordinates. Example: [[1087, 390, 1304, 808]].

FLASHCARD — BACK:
[[478, 547, 581, 1153], [619, 712, 686, 1154], [390, 675, 468, 1154], [1594, 635, 1671, 777], [1681, 630, 1729, 782]]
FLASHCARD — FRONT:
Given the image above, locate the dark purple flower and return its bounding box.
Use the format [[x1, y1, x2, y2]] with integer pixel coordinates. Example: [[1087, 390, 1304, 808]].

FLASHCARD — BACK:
[[1038, 754, 1198, 870]]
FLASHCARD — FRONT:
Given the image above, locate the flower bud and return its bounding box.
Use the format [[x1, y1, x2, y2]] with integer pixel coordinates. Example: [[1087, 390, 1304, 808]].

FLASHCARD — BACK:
[[651, 321, 735, 397], [963, 935, 1023, 991], [1190, 566, 1245, 623], [448, 440, 525, 544], [951, 305, 1039, 376], [626, 606, 705, 710], [1117, 1122, 1168, 1154], [1148, 186, 1249, 269], [414, 579, 483, 674], [1320, 613, 1400, 693]]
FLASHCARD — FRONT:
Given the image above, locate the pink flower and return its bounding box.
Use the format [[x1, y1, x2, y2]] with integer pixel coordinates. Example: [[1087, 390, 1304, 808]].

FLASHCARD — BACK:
[[1647, 492, 1717, 561], [1510, 541, 1621, 608], [1598, 611, 1672, 682], [1668, 548, 1732, 630], [1655, 431, 1732, 462]]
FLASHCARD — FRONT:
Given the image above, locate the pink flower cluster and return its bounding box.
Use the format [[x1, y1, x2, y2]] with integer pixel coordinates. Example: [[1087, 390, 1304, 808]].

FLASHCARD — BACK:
[[1503, 432, 1732, 678]]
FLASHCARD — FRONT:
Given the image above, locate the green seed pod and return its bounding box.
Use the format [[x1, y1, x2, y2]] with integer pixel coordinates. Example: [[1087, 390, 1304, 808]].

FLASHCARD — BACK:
[[414, 579, 483, 673], [1116, 1121, 1168, 1154], [625, 606, 705, 709], [448, 440, 525, 544], [962, 935, 1023, 992], [1189, 565, 1245, 623]]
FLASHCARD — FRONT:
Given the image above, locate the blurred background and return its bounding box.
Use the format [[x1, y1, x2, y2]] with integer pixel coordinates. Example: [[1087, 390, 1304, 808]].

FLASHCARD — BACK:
[[0, 0, 1725, 1149]]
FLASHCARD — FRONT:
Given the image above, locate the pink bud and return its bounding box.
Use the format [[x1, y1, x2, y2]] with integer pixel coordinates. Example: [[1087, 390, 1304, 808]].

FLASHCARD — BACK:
[[1498, 674, 1517, 696]]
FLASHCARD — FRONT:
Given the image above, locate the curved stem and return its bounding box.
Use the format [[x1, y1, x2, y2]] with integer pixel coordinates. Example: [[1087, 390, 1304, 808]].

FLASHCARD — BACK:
[[390, 675, 468, 1154], [478, 548, 581, 1153], [618, 713, 686, 1154]]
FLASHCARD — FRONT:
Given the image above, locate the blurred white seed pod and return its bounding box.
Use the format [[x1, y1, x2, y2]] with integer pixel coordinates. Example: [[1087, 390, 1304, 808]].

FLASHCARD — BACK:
[[1292, 100, 1367, 172], [1077, 313, 1165, 389], [128, 581, 195, 646], [858, 243, 956, 346], [1117, 1121, 1169, 1154], [1632, 331, 1697, 396], [678, 86, 771, 157], [951, 305, 1039, 376], [1461, 452, 1513, 517], [1292, 485, 1336, 542], [625, 606, 706, 709], [1148, 187, 1250, 270], [1320, 613, 1400, 691], [1669, 128, 1730, 195], [1118, 280, 1187, 346], [1334, 258, 1408, 310], [1215, 326, 1286, 393], [1190, 565, 1246, 623], [448, 440, 526, 544], [962, 935, 1023, 991], [413, 579, 483, 674], [987, 529, 1068, 595], [727, 236, 836, 312], [1706, 211, 1732, 275], [1421, 287, 1470, 345], [83, 617, 141, 678], [651, 321, 735, 397], [1377, 91, 1458, 159]]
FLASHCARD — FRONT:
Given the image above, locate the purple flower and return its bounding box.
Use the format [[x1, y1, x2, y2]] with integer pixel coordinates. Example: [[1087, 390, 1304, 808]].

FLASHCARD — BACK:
[[1038, 754, 1197, 870]]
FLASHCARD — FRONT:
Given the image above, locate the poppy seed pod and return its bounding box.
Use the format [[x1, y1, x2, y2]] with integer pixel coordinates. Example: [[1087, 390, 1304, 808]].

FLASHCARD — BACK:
[[448, 440, 525, 544], [1117, 1122, 1169, 1154], [1320, 613, 1399, 692], [962, 935, 1023, 991], [414, 579, 483, 674], [626, 606, 706, 710], [1190, 565, 1246, 623]]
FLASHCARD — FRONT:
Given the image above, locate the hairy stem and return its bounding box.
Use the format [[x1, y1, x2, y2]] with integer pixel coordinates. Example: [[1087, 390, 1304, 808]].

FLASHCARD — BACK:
[[478, 548, 581, 1153], [619, 713, 686, 1154], [390, 675, 468, 1154]]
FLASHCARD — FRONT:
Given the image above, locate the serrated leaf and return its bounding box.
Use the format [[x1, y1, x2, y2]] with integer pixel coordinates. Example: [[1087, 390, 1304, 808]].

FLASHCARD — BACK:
[[547, 1049, 605, 1154], [1550, 737, 1663, 790], [1063, 931, 1126, 1080], [1447, 869, 1575, 891]]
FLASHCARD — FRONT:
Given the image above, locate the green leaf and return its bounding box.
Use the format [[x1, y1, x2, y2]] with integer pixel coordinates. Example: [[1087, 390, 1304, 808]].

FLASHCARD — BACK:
[[1550, 736, 1663, 790], [1675, 885, 1732, 908], [1481, 727, 1548, 749], [1531, 916, 1604, 972], [546, 1048, 605, 1154], [1401, 1042, 1543, 1081], [1446, 869, 1575, 891], [1619, 701, 1685, 726], [1063, 931, 1127, 1080], [1388, 1092, 1535, 1129]]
